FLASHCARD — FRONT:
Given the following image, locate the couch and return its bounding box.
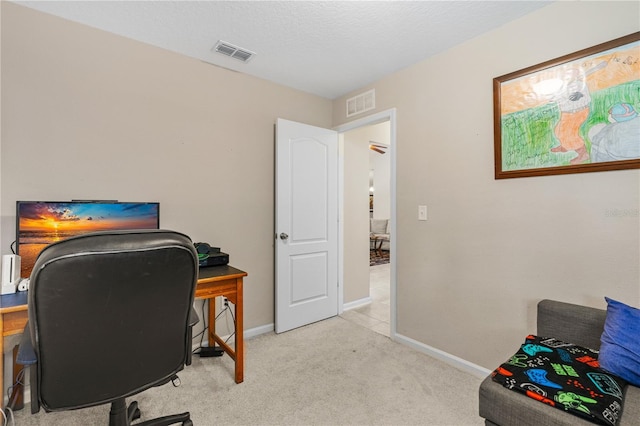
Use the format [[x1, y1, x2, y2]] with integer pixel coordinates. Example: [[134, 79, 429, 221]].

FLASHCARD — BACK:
[[370, 218, 390, 251], [479, 299, 640, 426]]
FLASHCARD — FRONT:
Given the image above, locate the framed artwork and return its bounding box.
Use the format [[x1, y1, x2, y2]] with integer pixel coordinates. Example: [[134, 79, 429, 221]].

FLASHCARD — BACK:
[[493, 32, 640, 179]]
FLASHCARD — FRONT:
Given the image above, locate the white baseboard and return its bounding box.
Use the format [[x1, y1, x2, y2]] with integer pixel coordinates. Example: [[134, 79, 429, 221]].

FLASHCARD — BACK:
[[193, 322, 274, 352], [393, 332, 491, 379], [343, 297, 372, 311], [245, 323, 274, 339]]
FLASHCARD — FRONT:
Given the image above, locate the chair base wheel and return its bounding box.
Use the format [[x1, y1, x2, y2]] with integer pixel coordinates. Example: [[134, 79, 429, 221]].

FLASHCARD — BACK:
[[109, 398, 191, 426]]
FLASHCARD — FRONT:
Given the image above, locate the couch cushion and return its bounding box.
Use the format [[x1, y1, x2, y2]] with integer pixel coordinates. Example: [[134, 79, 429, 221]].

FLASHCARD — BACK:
[[620, 384, 640, 425], [480, 375, 598, 426], [491, 335, 626, 426], [370, 219, 388, 234], [599, 298, 640, 387], [537, 299, 606, 351], [481, 374, 639, 426]]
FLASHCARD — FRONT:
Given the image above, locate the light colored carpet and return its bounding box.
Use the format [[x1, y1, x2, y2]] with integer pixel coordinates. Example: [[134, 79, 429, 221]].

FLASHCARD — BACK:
[[10, 317, 483, 425]]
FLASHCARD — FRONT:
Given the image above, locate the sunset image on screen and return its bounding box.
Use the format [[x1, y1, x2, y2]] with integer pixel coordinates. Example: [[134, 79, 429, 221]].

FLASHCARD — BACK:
[[17, 202, 159, 277]]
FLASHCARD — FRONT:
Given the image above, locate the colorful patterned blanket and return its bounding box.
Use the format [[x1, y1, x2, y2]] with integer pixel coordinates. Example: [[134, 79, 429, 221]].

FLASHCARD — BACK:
[[492, 335, 627, 426]]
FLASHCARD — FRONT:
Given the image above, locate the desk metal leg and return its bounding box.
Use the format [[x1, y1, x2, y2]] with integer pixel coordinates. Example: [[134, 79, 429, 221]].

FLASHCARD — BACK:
[[235, 280, 244, 383], [8, 346, 24, 411], [0, 344, 25, 411], [207, 298, 216, 349]]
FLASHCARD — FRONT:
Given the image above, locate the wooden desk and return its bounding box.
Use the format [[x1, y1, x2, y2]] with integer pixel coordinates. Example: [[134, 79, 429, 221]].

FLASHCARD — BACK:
[[195, 265, 247, 384], [0, 292, 28, 407], [0, 264, 247, 407]]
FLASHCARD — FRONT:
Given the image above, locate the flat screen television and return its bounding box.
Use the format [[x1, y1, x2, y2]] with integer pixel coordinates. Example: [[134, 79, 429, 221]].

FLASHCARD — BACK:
[[16, 201, 160, 278]]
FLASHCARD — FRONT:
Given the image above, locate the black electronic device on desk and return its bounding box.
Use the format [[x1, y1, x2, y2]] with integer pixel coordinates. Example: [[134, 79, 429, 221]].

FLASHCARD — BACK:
[[194, 242, 229, 268]]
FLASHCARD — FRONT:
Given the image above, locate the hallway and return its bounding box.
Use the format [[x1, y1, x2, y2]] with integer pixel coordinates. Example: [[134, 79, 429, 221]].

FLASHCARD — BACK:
[[340, 262, 390, 337]]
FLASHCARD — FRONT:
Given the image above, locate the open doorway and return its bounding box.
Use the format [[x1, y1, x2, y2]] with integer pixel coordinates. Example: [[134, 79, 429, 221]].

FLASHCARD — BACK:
[[337, 110, 395, 338], [367, 124, 391, 336]]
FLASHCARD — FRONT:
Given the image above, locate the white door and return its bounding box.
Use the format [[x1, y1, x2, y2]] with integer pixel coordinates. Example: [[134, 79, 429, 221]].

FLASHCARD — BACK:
[[275, 118, 339, 333]]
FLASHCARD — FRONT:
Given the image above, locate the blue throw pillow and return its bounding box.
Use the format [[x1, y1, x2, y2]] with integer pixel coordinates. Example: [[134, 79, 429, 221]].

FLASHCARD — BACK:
[[599, 297, 640, 387]]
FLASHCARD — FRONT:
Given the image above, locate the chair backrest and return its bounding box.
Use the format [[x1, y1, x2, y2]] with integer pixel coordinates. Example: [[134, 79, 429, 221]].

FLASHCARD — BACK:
[[28, 229, 198, 412]]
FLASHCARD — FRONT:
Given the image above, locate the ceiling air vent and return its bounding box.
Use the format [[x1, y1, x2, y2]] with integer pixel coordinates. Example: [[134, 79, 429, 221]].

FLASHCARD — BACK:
[[213, 40, 255, 63], [346, 89, 375, 117]]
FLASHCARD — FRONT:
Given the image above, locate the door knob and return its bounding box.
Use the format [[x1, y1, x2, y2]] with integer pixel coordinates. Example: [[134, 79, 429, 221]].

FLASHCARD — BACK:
[[279, 232, 289, 240]]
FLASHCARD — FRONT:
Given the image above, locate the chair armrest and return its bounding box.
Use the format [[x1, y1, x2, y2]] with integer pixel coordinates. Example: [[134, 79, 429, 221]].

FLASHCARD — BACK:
[[186, 307, 199, 366], [189, 306, 199, 327], [16, 323, 36, 366]]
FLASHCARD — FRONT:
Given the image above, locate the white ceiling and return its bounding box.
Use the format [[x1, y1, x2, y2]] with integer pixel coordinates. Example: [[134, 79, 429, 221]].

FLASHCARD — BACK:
[[15, 1, 552, 100]]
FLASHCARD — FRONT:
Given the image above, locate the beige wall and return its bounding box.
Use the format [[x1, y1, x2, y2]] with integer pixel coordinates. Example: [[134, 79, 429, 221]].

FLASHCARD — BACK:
[[0, 1, 3, 250], [1, 3, 332, 335], [342, 128, 370, 304], [334, 1, 640, 370]]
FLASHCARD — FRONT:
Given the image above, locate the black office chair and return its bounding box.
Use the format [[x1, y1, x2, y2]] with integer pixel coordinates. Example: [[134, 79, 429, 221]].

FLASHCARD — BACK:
[[17, 230, 199, 426]]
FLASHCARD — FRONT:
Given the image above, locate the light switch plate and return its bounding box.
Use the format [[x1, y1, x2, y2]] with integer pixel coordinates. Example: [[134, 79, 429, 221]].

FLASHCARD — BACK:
[[418, 205, 427, 221]]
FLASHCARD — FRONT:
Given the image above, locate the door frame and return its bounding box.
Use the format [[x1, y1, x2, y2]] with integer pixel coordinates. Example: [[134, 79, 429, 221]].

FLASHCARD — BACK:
[[335, 108, 397, 339]]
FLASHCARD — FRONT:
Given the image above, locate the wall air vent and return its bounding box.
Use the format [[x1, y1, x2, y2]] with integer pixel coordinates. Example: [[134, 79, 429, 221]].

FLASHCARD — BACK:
[[346, 89, 375, 117], [213, 40, 255, 63]]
